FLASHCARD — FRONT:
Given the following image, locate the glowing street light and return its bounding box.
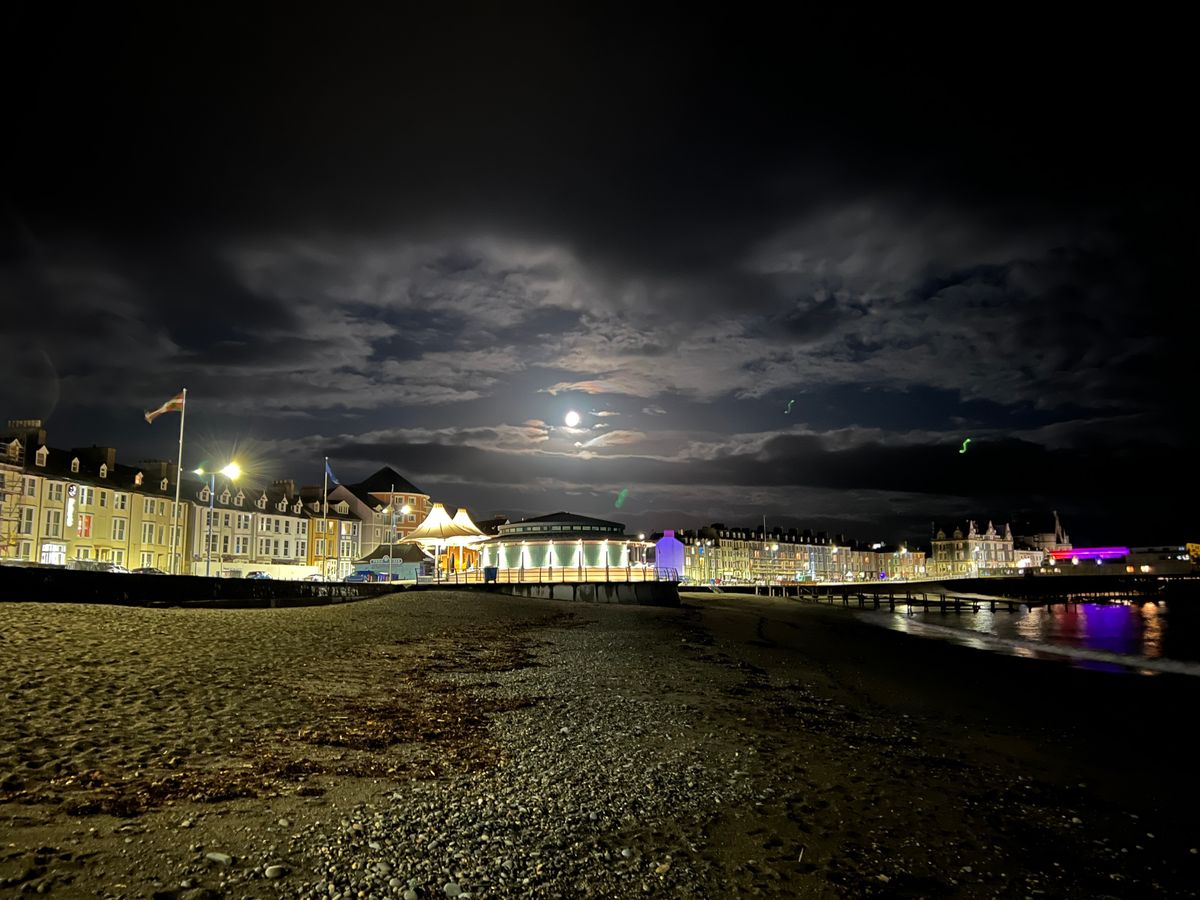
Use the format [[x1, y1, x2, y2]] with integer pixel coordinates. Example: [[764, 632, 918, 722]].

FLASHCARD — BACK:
[[194, 462, 240, 578]]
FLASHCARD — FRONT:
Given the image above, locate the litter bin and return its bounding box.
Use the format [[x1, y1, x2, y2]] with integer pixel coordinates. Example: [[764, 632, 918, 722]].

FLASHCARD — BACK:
[[483, 566, 498, 583]]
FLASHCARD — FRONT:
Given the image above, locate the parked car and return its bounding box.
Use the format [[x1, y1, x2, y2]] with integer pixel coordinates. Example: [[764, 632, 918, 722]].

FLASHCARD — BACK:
[[67, 559, 128, 574], [132, 566, 167, 575], [305, 573, 331, 582], [344, 571, 373, 583], [245, 571, 272, 580]]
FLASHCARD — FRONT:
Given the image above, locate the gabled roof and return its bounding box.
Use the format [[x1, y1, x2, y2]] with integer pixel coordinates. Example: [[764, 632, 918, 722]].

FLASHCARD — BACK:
[[346, 466, 425, 497]]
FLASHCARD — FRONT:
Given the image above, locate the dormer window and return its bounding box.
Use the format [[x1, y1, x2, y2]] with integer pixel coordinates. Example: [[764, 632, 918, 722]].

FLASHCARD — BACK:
[[134, 472, 144, 486], [336, 501, 349, 514], [35, 446, 48, 466], [234, 490, 245, 507], [256, 495, 267, 509], [5, 439, 19, 461], [292, 502, 302, 514], [161, 478, 169, 491], [277, 500, 286, 511], [219, 489, 231, 504], [199, 486, 210, 502], [70, 457, 80, 473], [98, 463, 108, 479]]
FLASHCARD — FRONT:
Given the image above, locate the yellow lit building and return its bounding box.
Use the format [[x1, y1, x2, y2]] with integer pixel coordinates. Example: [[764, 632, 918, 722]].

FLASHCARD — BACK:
[[1, 421, 189, 571]]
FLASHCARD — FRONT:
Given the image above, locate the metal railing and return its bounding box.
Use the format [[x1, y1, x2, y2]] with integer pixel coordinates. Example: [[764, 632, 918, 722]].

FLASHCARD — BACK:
[[419, 566, 680, 585]]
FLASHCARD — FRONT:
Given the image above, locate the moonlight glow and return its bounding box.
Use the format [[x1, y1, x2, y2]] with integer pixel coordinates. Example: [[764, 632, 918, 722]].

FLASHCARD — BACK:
[[564, 410, 581, 427]]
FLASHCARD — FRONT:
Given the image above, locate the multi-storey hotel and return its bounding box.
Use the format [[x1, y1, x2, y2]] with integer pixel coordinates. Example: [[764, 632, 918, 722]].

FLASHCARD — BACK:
[[1, 421, 187, 571]]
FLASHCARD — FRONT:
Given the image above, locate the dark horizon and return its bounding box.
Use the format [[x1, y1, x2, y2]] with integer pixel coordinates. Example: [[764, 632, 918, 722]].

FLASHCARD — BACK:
[[4, 8, 1195, 548]]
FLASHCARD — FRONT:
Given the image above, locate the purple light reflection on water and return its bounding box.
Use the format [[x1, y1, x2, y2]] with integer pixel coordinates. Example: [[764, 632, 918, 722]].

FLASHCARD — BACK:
[[876, 599, 1195, 675]]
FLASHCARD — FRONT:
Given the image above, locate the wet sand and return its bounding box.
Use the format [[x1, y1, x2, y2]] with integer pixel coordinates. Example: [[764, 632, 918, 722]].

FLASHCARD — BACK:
[[1, 590, 1198, 897]]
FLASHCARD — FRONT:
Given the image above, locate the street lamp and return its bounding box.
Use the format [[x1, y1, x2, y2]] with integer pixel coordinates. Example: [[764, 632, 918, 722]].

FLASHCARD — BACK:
[[383, 496, 412, 583], [194, 462, 240, 578]]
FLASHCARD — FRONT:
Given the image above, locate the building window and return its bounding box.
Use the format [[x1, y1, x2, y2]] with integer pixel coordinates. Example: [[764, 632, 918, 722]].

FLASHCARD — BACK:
[[44, 509, 61, 537], [80, 487, 94, 506], [158, 525, 165, 544], [142, 522, 155, 543], [141, 552, 154, 568], [113, 549, 124, 566], [159, 500, 166, 516], [115, 492, 128, 510], [77, 513, 93, 538], [35, 447, 47, 466], [283, 540, 289, 557], [99, 464, 108, 479], [99, 490, 108, 508], [49, 482, 64, 502], [111, 517, 126, 541], [24, 477, 37, 496], [222, 534, 230, 554], [41, 543, 65, 565], [18, 507, 34, 535], [75, 546, 90, 560], [18, 540, 32, 560], [70, 458, 80, 473], [134, 472, 144, 486]]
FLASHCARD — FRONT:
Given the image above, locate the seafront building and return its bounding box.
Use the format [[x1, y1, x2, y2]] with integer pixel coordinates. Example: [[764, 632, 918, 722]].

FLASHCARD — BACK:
[[478, 512, 654, 577], [672, 524, 927, 584], [328, 466, 431, 558], [1, 422, 188, 571], [0, 419, 375, 579], [930, 520, 1017, 577]]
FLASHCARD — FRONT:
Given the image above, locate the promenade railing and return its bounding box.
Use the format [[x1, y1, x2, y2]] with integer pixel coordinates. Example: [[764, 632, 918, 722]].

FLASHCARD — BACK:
[[419, 566, 680, 586]]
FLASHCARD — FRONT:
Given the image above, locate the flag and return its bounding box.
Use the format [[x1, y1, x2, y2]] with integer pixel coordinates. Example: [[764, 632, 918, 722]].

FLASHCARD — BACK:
[[325, 459, 339, 485], [144, 391, 185, 423]]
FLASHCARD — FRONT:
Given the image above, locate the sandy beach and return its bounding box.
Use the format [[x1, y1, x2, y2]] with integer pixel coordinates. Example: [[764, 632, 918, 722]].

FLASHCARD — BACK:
[[2, 590, 1198, 898]]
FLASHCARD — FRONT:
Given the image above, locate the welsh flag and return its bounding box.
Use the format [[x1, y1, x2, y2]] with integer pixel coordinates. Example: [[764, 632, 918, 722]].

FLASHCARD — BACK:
[[144, 391, 185, 423]]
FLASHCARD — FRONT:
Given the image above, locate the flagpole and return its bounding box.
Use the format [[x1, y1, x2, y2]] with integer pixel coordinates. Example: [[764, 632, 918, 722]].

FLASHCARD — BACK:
[[170, 388, 187, 575], [322, 456, 330, 580]]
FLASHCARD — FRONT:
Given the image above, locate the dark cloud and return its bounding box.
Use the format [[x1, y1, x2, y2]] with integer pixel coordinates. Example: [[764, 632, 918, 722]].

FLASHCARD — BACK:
[[2, 8, 1194, 546]]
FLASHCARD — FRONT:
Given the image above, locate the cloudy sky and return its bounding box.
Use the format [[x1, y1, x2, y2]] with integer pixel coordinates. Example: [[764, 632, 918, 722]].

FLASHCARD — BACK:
[[3, 8, 1194, 545]]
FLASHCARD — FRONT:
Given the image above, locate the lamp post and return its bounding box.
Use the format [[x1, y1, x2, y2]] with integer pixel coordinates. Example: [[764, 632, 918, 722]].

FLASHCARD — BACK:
[[194, 462, 240, 578], [383, 494, 411, 583]]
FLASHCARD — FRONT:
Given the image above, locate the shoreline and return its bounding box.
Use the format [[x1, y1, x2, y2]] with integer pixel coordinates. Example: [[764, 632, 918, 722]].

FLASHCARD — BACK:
[[2, 592, 1198, 897]]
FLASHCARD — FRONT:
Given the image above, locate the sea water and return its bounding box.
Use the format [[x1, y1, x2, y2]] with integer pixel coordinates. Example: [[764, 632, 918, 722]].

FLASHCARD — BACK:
[[862, 599, 1200, 676]]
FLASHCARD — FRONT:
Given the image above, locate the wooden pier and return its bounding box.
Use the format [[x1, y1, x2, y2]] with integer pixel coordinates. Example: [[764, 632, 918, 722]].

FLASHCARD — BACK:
[[692, 573, 1194, 613]]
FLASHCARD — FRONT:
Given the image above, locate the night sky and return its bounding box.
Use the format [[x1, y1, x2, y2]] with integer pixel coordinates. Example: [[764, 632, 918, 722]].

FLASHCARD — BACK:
[[4, 8, 1195, 546]]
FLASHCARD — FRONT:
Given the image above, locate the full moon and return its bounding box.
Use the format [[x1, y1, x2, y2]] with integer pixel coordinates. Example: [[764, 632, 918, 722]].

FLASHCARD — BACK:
[[564, 410, 581, 427]]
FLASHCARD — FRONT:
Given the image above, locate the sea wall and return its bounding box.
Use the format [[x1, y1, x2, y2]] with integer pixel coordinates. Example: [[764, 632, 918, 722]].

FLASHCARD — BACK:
[[477, 580, 680, 606], [0, 565, 395, 609]]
